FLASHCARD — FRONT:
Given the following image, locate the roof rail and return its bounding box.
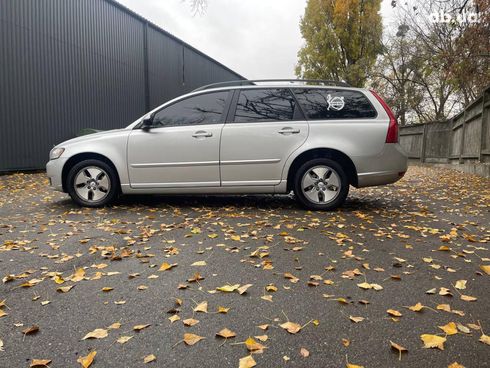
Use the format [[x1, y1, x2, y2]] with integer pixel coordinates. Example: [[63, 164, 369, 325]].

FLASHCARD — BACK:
[[193, 79, 350, 92]]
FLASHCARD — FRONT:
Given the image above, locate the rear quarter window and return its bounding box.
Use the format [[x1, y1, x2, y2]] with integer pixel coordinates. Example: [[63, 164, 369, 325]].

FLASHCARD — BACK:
[[293, 88, 377, 120]]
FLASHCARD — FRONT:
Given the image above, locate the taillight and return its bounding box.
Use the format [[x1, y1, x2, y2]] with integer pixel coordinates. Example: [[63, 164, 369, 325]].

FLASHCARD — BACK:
[[370, 90, 398, 143]]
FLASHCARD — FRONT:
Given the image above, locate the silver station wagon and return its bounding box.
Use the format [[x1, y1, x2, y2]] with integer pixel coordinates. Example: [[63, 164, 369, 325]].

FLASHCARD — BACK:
[[46, 79, 407, 210]]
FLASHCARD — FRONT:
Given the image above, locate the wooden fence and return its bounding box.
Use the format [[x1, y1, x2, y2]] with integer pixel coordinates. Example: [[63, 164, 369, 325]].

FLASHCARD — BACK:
[[399, 86, 490, 164]]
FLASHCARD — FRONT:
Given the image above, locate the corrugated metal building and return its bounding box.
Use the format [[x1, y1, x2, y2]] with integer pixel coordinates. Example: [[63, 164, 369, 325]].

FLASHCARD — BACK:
[[0, 0, 244, 171]]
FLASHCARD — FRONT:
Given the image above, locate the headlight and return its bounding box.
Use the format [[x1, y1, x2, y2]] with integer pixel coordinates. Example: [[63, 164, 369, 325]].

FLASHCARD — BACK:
[[50, 147, 65, 160]]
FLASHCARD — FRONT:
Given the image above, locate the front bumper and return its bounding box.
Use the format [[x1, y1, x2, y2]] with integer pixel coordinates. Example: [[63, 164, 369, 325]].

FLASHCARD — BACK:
[[46, 157, 68, 192]]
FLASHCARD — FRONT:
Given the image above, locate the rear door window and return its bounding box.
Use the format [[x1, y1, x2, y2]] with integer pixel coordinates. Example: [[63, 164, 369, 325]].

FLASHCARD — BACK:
[[293, 88, 377, 120], [233, 89, 298, 123]]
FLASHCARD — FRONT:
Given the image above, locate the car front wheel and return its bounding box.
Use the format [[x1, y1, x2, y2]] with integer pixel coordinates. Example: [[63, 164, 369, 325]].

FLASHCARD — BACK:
[[294, 158, 349, 210], [67, 159, 119, 207]]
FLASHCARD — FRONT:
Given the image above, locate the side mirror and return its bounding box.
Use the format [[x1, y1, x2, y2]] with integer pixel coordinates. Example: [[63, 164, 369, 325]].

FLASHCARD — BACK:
[[141, 116, 153, 131]]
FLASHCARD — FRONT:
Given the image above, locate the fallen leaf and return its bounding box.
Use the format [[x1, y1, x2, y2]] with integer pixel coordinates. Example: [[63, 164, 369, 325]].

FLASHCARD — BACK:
[[245, 337, 266, 351], [183, 318, 199, 327], [82, 328, 108, 340], [216, 328, 236, 339], [421, 334, 446, 350], [30, 359, 52, 367], [143, 354, 156, 363], [216, 284, 240, 292], [448, 363, 465, 368], [408, 302, 424, 312], [57, 285, 74, 293], [133, 324, 150, 331], [349, 316, 365, 323], [300, 347, 310, 358], [280, 321, 302, 334], [390, 341, 408, 361], [239, 355, 256, 368], [455, 280, 467, 290], [191, 261, 207, 266], [194, 301, 208, 313], [237, 284, 253, 295], [117, 336, 133, 344], [480, 265, 490, 275], [439, 322, 458, 335], [183, 333, 205, 346], [387, 309, 402, 317], [480, 334, 490, 345], [77, 351, 96, 368], [158, 262, 177, 271], [460, 295, 477, 302], [23, 325, 40, 335]]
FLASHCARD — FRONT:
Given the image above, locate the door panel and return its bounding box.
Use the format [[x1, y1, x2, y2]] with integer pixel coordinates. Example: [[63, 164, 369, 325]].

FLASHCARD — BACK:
[[128, 125, 222, 188], [220, 122, 308, 185]]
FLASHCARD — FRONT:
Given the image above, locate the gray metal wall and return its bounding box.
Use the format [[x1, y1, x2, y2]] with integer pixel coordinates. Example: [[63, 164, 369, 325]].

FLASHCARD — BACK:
[[0, 0, 243, 171]]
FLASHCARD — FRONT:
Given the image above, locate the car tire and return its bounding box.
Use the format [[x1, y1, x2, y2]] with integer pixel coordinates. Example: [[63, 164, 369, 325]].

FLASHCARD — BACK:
[[66, 159, 119, 207], [293, 158, 349, 210]]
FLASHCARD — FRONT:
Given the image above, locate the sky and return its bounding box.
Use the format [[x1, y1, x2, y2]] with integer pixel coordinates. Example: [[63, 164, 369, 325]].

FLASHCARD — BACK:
[[115, 0, 397, 79]]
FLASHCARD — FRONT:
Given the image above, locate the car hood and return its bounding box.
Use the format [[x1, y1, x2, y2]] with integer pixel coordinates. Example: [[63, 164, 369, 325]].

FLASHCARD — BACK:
[[57, 128, 129, 147]]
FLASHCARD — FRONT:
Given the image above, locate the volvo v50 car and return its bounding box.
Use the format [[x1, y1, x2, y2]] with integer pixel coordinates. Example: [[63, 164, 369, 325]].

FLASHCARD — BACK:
[[46, 80, 407, 210]]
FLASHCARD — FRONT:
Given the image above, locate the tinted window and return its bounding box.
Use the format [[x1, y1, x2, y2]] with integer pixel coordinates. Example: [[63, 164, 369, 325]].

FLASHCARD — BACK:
[[234, 89, 296, 123], [293, 89, 377, 120], [152, 91, 229, 128]]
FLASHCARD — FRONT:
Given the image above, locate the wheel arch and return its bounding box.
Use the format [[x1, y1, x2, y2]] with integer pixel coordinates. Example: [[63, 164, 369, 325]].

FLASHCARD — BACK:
[[62, 152, 121, 192], [286, 148, 358, 191]]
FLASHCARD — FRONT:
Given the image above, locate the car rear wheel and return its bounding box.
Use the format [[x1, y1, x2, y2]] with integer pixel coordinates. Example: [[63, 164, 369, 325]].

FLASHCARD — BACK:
[[294, 158, 349, 210], [67, 159, 119, 207]]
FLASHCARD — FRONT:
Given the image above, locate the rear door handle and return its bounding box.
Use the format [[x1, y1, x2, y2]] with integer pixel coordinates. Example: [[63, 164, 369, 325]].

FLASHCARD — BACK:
[[192, 131, 213, 138], [278, 127, 300, 135]]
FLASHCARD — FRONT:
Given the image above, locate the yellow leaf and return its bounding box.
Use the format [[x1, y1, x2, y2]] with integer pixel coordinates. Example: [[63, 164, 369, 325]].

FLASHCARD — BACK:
[[437, 304, 451, 312], [53, 275, 64, 284], [168, 315, 180, 323], [82, 328, 107, 340], [133, 324, 150, 331], [77, 351, 96, 368], [217, 306, 230, 314], [408, 302, 424, 312], [193, 301, 208, 313], [57, 285, 74, 293], [387, 309, 402, 317], [101, 287, 113, 292], [261, 295, 273, 302], [117, 336, 133, 344], [239, 355, 256, 368], [183, 318, 199, 327], [30, 359, 52, 367], [216, 284, 240, 292], [183, 333, 204, 346], [143, 354, 156, 363], [0, 309, 7, 318], [158, 262, 177, 271], [71, 268, 85, 282], [480, 265, 490, 275], [455, 280, 467, 290], [191, 261, 206, 266], [460, 294, 477, 302], [349, 316, 364, 323], [245, 337, 266, 351], [280, 321, 302, 334], [357, 282, 372, 290], [237, 284, 253, 295], [346, 364, 364, 368], [439, 322, 458, 335], [284, 272, 299, 283], [255, 335, 268, 342], [421, 334, 446, 350], [390, 340, 408, 361], [108, 322, 121, 329], [448, 363, 465, 368], [480, 334, 490, 345], [216, 328, 236, 339]]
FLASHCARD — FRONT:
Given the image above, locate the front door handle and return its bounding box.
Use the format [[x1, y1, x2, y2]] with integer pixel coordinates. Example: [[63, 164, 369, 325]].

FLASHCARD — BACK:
[[278, 127, 300, 135], [192, 131, 213, 138]]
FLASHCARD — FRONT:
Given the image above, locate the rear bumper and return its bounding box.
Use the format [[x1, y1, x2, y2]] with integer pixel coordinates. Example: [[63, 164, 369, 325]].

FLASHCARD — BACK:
[[355, 143, 408, 188], [46, 158, 67, 192]]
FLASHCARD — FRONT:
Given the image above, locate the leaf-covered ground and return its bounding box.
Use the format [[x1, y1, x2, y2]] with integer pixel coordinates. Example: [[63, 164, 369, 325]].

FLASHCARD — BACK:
[[0, 166, 489, 368]]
